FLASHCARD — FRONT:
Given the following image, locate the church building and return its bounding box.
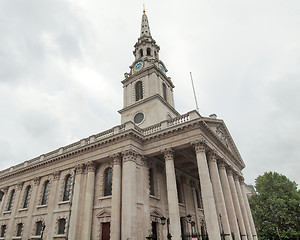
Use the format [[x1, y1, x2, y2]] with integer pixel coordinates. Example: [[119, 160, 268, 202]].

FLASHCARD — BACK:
[[0, 10, 257, 240]]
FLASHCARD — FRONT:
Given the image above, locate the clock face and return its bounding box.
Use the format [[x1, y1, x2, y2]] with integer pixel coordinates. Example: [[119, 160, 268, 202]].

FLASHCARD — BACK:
[[133, 61, 144, 72], [158, 63, 165, 73]]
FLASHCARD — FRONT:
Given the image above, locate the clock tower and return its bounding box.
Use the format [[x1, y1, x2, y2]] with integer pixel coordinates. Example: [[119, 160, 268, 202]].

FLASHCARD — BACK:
[[119, 10, 180, 128]]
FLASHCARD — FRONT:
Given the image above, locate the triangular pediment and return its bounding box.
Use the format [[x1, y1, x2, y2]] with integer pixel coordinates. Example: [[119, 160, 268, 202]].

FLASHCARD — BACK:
[[96, 209, 111, 218], [202, 117, 245, 168]]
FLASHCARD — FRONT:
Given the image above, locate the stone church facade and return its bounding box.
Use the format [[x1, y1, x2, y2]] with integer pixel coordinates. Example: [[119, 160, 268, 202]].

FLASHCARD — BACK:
[[0, 11, 257, 240]]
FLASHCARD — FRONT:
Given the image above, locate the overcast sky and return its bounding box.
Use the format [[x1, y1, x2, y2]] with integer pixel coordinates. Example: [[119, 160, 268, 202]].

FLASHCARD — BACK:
[[0, 0, 299, 187]]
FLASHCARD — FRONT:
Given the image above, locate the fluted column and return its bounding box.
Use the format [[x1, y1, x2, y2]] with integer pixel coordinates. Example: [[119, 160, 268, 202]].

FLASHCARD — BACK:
[[241, 182, 258, 240], [192, 140, 221, 240], [207, 151, 231, 239], [218, 161, 241, 240], [69, 164, 84, 240], [110, 153, 122, 240], [162, 148, 182, 240], [227, 170, 247, 239], [23, 177, 40, 239], [6, 182, 23, 239], [235, 176, 253, 240], [121, 149, 138, 240], [81, 161, 96, 240]]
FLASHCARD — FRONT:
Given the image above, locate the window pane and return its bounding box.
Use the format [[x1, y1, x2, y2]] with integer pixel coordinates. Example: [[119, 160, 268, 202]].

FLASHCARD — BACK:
[[36, 221, 43, 235], [104, 168, 112, 196], [7, 189, 15, 211], [135, 81, 143, 101], [23, 185, 31, 208], [0, 225, 6, 237], [16, 223, 23, 236], [149, 168, 155, 196], [63, 175, 71, 201], [41, 181, 50, 205], [58, 218, 66, 234]]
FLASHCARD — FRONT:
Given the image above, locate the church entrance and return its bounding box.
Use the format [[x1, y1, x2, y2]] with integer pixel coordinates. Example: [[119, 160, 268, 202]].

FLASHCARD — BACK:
[[101, 222, 110, 240]]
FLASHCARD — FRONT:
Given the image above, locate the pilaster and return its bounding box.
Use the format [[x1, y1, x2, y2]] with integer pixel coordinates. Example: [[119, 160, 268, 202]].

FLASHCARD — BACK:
[[81, 161, 96, 240], [110, 153, 122, 240]]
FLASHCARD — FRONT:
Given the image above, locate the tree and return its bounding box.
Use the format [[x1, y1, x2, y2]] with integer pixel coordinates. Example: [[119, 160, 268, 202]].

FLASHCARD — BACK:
[[249, 172, 300, 240]]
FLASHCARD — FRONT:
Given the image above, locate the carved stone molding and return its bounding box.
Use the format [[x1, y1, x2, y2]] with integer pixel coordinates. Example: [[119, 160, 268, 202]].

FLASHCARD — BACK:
[[122, 149, 137, 163], [218, 159, 228, 169], [226, 168, 234, 176], [110, 153, 121, 165], [207, 149, 217, 162], [239, 176, 245, 182], [33, 177, 41, 186], [17, 182, 23, 190], [76, 163, 85, 174], [86, 161, 96, 172], [53, 171, 61, 181], [162, 148, 174, 161], [191, 139, 206, 153], [141, 156, 149, 167]]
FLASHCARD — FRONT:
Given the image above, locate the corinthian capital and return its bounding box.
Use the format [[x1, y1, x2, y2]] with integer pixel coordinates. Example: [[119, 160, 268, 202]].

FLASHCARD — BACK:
[[122, 149, 137, 163], [191, 139, 206, 153], [110, 153, 121, 165], [75, 163, 85, 174], [161, 148, 174, 161], [207, 149, 218, 162], [86, 161, 96, 172]]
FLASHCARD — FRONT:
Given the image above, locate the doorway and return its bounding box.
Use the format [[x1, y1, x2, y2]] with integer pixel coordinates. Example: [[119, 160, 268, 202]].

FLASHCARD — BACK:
[[101, 222, 110, 240]]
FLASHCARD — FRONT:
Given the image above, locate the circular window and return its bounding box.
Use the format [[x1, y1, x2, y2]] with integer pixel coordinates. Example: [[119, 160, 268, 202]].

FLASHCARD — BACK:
[[134, 112, 145, 124]]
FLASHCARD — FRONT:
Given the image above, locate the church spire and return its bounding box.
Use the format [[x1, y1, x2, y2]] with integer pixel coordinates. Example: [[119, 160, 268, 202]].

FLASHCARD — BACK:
[[140, 9, 151, 37]]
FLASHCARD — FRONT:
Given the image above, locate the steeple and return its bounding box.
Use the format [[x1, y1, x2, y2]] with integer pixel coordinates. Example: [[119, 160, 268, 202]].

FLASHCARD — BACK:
[[140, 10, 151, 37], [119, 11, 179, 128]]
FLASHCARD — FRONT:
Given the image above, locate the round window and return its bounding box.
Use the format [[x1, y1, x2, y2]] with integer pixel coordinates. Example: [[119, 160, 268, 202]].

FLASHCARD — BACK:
[[134, 112, 145, 124]]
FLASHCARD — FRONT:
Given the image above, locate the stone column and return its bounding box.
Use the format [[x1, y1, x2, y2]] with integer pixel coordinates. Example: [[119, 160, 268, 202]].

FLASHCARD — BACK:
[[121, 149, 138, 240], [141, 156, 151, 238], [235, 176, 254, 240], [6, 182, 23, 239], [218, 161, 241, 240], [22, 177, 40, 239], [68, 164, 84, 240], [192, 140, 221, 240], [241, 182, 258, 240], [162, 148, 182, 240], [207, 152, 231, 239], [45, 171, 60, 240], [81, 161, 96, 240], [110, 153, 122, 240], [0, 187, 8, 216], [227, 170, 247, 240]]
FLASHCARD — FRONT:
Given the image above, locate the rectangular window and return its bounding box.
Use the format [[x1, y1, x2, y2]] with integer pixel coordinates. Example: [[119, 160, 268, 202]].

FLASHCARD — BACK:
[[58, 218, 66, 234], [0, 225, 6, 237], [16, 223, 23, 237], [35, 221, 43, 236]]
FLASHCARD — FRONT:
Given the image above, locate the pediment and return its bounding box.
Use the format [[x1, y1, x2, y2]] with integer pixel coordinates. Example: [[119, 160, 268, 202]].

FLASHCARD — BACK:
[[96, 209, 111, 218], [203, 117, 245, 168]]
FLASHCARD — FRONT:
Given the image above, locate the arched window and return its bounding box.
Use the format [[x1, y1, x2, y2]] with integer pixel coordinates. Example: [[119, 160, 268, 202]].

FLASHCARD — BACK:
[[139, 49, 143, 57], [149, 168, 155, 196], [63, 175, 72, 201], [0, 225, 6, 237], [22, 185, 31, 208], [16, 223, 23, 237], [104, 168, 112, 196], [135, 81, 143, 101], [41, 180, 50, 205], [162, 83, 167, 101], [58, 218, 66, 234], [6, 189, 15, 211], [147, 48, 151, 56], [35, 221, 43, 236], [191, 221, 196, 236]]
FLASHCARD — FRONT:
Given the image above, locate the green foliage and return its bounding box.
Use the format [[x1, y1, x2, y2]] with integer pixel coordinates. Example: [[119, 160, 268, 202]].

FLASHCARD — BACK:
[[249, 172, 300, 240]]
